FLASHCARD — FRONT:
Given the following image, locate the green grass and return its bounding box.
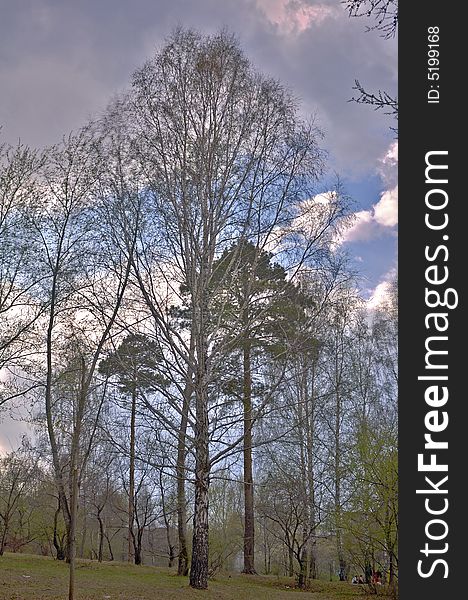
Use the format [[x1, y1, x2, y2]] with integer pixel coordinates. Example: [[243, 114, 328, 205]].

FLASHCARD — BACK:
[[0, 553, 392, 600]]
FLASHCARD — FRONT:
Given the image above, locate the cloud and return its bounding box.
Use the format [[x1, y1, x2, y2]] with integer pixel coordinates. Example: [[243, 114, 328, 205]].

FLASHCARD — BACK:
[[337, 185, 397, 244], [336, 139, 398, 245], [374, 185, 398, 227], [367, 280, 392, 310], [0, 414, 30, 455], [366, 268, 396, 310], [0, 0, 396, 178], [255, 0, 338, 35], [378, 141, 398, 187], [342, 209, 375, 242]]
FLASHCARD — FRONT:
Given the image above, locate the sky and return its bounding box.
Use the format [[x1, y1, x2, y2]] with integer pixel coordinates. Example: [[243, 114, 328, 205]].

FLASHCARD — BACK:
[[0, 0, 397, 451]]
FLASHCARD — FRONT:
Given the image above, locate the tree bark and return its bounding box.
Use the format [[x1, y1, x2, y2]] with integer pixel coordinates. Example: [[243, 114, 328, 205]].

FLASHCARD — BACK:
[[159, 468, 176, 570], [53, 498, 66, 561], [105, 533, 114, 561], [168, 545, 175, 568], [97, 509, 104, 562], [68, 464, 79, 600], [0, 519, 8, 555], [79, 486, 87, 559], [189, 357, 210, 589], [128, 382, 136, 562], [68, 368, 86, 600], [176, 404, 189, 575], [134, 531, 142, 565], [297, 551, 306, 588], [242, 338, 256, 574], [176, 335, 194, 576], [335, 399, 346, 582], [45, 266, 72, 558], [288, 545, 294, 577], [305, 360, 317, 580]]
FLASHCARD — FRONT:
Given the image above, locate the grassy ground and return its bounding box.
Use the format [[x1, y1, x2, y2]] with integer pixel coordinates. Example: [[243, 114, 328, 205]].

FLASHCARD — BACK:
[[0, 553, 393, 600]]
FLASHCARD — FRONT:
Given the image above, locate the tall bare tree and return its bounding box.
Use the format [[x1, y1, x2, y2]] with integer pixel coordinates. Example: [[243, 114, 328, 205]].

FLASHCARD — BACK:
[[124, 28, 335, 588], [28, 126, 137, 600]]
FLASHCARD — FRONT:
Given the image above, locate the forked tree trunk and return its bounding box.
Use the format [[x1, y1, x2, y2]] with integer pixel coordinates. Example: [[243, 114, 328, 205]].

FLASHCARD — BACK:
[[134, 532, 142, 565], [53, 497, 66, 561]]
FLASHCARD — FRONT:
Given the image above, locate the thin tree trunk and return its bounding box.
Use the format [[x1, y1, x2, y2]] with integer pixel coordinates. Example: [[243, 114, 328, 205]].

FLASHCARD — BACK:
[[297, 366, 308, 588], [45, 267, 72, 556], [242, 338, 256, 574], [305, 359, 317, 580], [168, 545, 175, 568], [189, 363, 210, 589], [159, 470, 176, 569], [288, 545, 294, 577], [335, 447, 346, 580], [176, 401, 189, 575], [97, 509, 104, 562], [134, 528, 143, 565], [262, 519, 269, 574], [68, 463, 79, 600], [68, 364, 86, 600], [335, 409, 346, 581], [176, 336, 194, 576], [105, 533, 114, 561], [386, 502, 396, 584], [0, 519, 8, 555], [128, 382, 136, 562], [333, 339, 346, 583], [79, 491, 87, 559]]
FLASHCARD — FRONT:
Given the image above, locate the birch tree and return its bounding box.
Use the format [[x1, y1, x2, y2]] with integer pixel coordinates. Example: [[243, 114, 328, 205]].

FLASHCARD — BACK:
[[28, 126, 137, 600], [123, 28, 342, 589]]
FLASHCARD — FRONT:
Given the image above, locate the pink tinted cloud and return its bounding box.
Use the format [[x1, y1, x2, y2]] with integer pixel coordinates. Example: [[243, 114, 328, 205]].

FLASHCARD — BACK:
[[255, 0, 336, 34]]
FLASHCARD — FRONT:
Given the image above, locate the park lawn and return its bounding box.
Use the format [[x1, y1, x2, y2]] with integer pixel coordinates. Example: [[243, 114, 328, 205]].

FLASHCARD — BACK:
[[0, 553, 391, 600]]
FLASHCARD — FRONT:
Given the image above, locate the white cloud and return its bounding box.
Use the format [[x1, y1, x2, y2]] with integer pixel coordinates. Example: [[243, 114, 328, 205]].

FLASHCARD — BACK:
[[366, 268, 396, 310], [367, 280, 392, 310], [379, 141, 398, 188], [337, 185, 398, 245], [385, 141, 398, 164], [374, 185, 398, 227], [340, 209, 376, 243], [336, 141, 398, 245]]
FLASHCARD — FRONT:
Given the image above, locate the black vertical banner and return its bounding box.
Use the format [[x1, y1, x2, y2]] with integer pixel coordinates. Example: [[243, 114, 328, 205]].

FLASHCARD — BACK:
[[399, 3, 465, 599]]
